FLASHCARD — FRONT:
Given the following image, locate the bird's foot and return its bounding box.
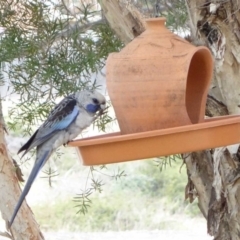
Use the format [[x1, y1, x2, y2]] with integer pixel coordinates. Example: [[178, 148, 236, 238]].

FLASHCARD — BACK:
[[63, 140, 73, 147]]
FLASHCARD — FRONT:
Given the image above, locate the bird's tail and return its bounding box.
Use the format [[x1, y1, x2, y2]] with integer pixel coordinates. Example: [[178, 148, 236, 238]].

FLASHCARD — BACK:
[[9, 150, 51, 227]]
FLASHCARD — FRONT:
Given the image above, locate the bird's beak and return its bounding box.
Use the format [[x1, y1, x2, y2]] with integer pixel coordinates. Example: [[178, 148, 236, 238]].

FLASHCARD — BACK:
[[100, 103, 106, 110], [98, 103, 107, 116]]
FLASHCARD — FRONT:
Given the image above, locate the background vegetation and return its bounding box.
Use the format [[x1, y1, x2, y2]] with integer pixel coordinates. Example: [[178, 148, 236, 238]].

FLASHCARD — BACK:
[[30, 153, 201, 231]]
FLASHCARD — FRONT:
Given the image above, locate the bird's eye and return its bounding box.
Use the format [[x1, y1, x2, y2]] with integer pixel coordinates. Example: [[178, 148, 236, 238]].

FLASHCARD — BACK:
[[92, 98, 99, 104]]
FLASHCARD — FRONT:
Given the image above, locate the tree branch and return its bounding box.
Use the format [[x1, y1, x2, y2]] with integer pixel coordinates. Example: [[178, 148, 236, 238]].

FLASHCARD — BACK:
[[205, 95, 229, 117], [0, 97, 8, 134], [57, 18, 106, 39], [99, 0, 145, 44]]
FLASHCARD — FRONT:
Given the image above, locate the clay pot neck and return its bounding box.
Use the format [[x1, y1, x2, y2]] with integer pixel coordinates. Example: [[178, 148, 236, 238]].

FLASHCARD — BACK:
[[144, 18, 169, 35]]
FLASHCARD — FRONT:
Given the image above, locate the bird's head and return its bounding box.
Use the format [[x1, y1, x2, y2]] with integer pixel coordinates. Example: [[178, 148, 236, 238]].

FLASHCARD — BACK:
[[75, 90, 107, 115]]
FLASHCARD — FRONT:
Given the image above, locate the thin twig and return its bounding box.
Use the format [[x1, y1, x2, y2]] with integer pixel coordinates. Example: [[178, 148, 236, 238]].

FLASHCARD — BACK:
[[0, 96, 8, 134]]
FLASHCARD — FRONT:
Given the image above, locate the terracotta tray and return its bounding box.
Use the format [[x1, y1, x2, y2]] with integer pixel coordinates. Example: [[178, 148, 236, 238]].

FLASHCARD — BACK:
[[68, 115, 240, 166]]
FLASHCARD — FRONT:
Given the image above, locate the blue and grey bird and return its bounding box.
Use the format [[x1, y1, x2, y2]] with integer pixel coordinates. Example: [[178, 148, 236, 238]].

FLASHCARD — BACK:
[[9, 89, 106, 227]]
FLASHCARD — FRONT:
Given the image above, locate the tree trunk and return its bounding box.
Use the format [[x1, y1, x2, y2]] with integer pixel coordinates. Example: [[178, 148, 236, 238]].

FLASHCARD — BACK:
[[100, 0, 240, 239], [0, 100, 44, 239], [99, 0, 146, 44], [184, 1, 240, 239]]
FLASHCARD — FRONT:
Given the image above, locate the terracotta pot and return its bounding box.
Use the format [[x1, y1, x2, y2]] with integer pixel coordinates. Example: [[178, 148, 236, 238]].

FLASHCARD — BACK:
[[106, 18, 213, 134]]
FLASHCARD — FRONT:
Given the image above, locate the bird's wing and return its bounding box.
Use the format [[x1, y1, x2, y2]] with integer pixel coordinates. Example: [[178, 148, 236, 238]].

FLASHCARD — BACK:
[[18, 96, 79, 156]]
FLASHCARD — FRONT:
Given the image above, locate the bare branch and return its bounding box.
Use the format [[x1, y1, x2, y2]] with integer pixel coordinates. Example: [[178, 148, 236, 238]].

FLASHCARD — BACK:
[[57, 18, 106, 38], [0, 96, 8, 134], [99, 0, 145, 44]]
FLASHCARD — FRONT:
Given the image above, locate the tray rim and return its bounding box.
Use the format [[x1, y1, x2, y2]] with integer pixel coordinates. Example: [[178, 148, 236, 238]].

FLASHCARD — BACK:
[[68, 115, 240, 147]]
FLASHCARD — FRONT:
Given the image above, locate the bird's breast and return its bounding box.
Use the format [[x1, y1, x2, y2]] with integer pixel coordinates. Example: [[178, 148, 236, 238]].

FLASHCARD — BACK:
[[74, 111, 94, 129], [52, 111, 95, 149], [67, 112, 94, 140]]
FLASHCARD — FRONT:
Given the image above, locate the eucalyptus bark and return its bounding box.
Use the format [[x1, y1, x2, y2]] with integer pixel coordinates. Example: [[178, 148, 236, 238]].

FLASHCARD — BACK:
[[99, 0, 146, 44], [0, 99, 44, 239], [185, 1, 240, 239], [100, 0, 240, 239]]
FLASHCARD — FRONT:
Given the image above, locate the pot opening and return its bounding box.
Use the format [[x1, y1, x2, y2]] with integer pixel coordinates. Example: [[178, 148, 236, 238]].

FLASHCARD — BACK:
[[185, 48, 213, 124]]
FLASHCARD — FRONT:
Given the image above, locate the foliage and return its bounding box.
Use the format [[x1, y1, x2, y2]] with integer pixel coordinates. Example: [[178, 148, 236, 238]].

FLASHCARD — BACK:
[[154, 154, 182, 171], [0, 0, 123, 134], [73, 165, 126, 215], [0, 0, 124, 217]]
